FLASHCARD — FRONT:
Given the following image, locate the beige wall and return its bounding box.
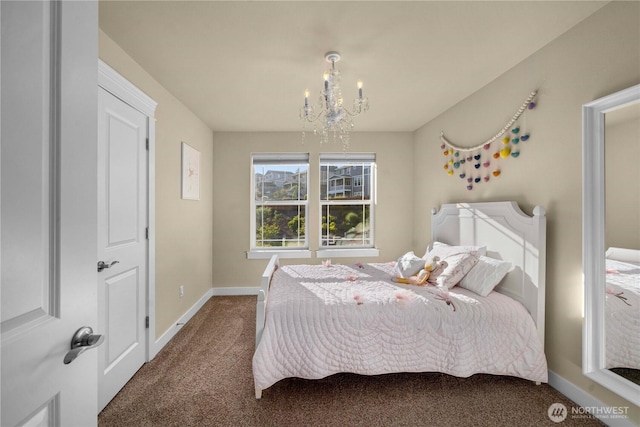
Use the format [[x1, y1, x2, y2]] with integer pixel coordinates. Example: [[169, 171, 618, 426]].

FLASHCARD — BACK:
[[212, 132, 415, 285], [413, 1, 639, 416], [99, 31, 214, 338]]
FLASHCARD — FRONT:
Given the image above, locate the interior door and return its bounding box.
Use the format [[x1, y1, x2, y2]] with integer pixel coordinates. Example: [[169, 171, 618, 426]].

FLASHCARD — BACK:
[[97, 86, 148, 411], [1, 1, 99, 426]]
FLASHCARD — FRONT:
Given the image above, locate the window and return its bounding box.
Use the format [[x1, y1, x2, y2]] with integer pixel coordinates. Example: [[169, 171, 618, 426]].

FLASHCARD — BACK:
[[320, 153, 375, 249], [249, 153, 377, 259], [251, 153, 309, 256]]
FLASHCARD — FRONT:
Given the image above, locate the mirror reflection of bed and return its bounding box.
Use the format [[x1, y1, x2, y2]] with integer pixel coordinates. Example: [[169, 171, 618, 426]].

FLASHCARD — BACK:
[[605, 100, 640, 386], [604, 248, 640, 385]]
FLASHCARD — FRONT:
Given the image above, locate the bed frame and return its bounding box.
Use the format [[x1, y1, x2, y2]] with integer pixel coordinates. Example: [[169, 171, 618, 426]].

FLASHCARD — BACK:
[[429, 202, 546, 347], [255, 200, 547, 366]]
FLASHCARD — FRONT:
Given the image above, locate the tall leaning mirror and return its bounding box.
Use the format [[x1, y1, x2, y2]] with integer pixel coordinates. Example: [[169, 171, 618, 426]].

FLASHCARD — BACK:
[[583, 83, 640, 407]]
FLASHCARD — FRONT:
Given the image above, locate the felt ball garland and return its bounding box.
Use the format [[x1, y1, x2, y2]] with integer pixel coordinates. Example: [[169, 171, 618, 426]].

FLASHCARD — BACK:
[[439, 90, 537, 190]]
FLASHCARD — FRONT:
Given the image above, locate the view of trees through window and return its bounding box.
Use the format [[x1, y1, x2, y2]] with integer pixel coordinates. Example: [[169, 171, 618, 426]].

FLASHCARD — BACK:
[[252, 156, 374, 249], [253, 163, 308, 248], [320, 161, 372, 247], [321, 204, 371, 247]]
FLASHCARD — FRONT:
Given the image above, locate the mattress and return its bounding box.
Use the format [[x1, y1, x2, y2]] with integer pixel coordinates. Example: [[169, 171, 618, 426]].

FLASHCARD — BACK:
[[605, 258, 640, 370], [252, 261, 548, 393]]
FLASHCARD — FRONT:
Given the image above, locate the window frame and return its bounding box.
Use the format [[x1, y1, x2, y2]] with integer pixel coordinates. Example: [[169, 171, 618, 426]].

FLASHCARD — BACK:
[[317, 153, 378, 258], [248, 153, 311, 259]]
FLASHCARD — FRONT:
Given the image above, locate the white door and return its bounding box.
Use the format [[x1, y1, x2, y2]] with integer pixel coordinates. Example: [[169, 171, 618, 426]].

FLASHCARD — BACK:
[[1, 1, 99, 426], [97, 86, 149, 411]]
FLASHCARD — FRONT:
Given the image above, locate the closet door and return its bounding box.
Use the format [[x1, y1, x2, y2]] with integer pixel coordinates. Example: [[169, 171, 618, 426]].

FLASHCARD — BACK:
[[97, 85, 148, 412]]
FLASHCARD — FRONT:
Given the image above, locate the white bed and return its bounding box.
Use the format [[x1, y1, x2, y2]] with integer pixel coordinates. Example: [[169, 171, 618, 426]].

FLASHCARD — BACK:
[[252, 201, 547, 399], [605, 247, 640, 371]]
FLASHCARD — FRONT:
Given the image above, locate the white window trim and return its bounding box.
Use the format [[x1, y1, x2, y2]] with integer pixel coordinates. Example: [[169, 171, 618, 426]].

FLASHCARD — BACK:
[[250, 153, 309, 256], [247, 249, 312, 260], [316, 248, 380, 258], [248, 152, 379, 260], [319, 153, 376, 251]]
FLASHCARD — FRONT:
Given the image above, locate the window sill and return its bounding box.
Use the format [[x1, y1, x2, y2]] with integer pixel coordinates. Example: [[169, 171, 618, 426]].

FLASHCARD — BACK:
[[316, 248, 380, 258], [247, 249, 312, 260], [247, 248, 380, 259]]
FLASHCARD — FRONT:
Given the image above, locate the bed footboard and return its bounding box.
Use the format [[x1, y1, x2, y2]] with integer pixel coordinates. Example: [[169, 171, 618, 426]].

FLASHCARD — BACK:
[[255, 255, 279, 349]]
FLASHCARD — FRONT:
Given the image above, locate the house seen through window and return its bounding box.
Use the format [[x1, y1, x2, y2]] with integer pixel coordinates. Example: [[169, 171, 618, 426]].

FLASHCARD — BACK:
[[250, 153, 376, 257], [320, 153, 375, 248], [252, 153, 309, 250]]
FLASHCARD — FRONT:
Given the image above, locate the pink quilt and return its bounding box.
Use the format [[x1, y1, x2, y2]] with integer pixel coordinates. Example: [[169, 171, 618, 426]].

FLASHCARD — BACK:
[[253, 262, 547, 394]]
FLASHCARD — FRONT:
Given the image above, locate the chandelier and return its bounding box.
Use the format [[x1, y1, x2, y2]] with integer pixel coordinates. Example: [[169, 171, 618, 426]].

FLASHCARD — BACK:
[[300, 51, 369, 148]]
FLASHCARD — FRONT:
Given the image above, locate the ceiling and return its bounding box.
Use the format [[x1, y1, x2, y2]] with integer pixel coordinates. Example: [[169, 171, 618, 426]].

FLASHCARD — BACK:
[[99, 1, 607, 133]]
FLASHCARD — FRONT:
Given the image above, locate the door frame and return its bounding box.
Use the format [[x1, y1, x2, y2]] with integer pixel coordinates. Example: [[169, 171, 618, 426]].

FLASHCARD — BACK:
[[98, 59, 158, 361]]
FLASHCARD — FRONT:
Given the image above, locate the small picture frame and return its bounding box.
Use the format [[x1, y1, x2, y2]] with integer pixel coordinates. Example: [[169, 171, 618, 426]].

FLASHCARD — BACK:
[[181, 142, 200, 200]]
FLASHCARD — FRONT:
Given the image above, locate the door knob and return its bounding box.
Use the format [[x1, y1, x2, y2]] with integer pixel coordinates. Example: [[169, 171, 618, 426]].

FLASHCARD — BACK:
[[63, 326, 104, 364], [97, 260, 119, 272]]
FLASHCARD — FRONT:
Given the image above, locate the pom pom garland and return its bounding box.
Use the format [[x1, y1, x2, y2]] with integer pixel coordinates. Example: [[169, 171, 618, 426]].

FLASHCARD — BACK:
[[439, 90, 537, 190]]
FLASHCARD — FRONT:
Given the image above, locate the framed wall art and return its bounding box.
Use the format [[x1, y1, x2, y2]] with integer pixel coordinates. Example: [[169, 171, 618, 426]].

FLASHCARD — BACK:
[[181, 142, 200, 200]]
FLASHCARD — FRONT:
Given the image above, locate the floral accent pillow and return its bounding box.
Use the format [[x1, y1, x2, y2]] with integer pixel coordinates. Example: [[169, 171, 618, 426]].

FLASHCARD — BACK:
[[422, 242, 485, 289], [435, 252, 480, 289]]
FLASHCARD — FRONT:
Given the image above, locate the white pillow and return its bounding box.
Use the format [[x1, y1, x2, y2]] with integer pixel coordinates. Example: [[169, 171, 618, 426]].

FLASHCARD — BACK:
[[458, 256, 512, 296], [423, 241, 486, 260], [394, 251, 425, 278], [435, 252, 479, 289]]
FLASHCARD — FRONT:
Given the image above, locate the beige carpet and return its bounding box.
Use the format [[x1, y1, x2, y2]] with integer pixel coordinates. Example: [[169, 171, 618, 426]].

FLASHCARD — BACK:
[[98, 296, 604, 427]]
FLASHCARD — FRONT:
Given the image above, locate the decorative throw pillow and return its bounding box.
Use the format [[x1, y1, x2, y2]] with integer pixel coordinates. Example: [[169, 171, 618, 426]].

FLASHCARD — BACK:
[[459, 256, 512, 296], [394, 251, 425, 278], [435, 252, 480, 289]]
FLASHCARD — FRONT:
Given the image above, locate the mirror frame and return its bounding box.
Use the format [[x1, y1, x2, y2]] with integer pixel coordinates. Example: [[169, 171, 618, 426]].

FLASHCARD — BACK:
[[582, 83, 640, 406]]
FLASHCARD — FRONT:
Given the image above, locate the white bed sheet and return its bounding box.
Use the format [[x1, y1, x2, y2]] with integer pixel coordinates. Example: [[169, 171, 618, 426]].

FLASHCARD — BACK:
[[252, 261, 547, 393], [606, 258, 640, 370]]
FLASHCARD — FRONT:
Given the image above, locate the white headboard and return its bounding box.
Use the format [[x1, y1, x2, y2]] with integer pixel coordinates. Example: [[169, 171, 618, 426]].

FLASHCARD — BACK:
[[431, 201, 547, 347]]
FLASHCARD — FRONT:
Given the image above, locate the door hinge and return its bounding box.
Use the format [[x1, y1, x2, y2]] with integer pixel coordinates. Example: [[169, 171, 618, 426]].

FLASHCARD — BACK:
[[145, 227, 149, 240], [146, 138, 149, 150], [145, 316, 149, 329]]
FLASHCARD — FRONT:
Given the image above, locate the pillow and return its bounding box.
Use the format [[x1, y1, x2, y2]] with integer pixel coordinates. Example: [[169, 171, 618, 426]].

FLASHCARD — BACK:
[[458, 256, 512, 296], [423, 241, 486, 260], [394, 251, 425, 278], [435, 252, 480, 289]]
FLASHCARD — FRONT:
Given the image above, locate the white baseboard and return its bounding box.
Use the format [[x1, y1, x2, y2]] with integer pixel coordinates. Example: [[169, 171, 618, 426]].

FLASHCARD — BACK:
[[212, 287, 260, 296], [548, 370, 638, 427], [151, 288, 214, 359], [150, 287, 258, 359]]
